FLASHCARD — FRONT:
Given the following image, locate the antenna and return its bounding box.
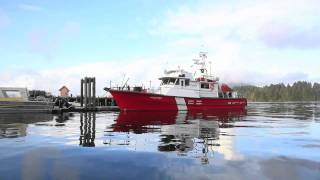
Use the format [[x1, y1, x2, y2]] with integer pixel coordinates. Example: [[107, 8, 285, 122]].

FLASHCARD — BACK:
[[208, 61, 212, 76], [193, 59, 200, 65], [163, 61, 169, 72], [192, 51, 210, 77], [120, 73, 126, 87], [199, 51, 208, 60]]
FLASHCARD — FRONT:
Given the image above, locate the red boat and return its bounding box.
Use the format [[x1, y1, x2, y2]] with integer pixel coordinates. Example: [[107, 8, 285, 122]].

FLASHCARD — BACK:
[[106, 52, 247, 111]]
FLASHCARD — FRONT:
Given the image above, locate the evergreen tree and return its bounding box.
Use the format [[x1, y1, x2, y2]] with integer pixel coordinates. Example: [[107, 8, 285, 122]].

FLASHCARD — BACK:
[[233, 81, 320, 102]]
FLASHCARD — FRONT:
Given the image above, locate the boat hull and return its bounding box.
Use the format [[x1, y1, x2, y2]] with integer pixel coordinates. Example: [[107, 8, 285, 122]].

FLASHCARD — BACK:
[[109, 90, 247, 111]]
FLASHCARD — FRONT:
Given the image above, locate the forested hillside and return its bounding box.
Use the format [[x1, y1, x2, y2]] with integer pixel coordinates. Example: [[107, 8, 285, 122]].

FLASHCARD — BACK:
[[233, 81, 320, 102]]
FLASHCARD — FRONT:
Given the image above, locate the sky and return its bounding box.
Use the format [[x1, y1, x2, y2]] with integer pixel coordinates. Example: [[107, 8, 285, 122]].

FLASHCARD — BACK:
[[1, 0, 320, 95]]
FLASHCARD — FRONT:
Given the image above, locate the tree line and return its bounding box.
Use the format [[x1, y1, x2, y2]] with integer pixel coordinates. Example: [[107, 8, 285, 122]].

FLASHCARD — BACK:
[[233, 81, 320, 102]]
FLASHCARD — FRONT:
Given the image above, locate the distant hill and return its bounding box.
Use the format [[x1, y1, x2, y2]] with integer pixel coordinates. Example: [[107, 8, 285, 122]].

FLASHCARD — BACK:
[[233, 81, 320, 102]]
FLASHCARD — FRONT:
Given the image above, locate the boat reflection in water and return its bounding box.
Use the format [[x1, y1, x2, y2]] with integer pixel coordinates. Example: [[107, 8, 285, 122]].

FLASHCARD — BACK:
[[112, 108, 246, 164], [114, 109, 246, 132]]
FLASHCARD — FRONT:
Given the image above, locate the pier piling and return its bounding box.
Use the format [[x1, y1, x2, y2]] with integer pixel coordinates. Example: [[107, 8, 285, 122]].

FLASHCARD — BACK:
[[80, 79, 84, 107], [80, 77, 96, 111]]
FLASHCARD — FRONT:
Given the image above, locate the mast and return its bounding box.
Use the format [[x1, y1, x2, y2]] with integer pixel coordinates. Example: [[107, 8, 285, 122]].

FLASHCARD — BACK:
[[193, 52, 210, 77], [208, 61, 212, 76]]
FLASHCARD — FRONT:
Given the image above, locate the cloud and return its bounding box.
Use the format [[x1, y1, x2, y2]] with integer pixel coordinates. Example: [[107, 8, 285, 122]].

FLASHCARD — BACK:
[[0, 9, 10, 28], [0, 57, 170, 96], [152, 0, 320, 49], [143, 0, 320, 86], [221, 71, 311, 86], [18, 4, 43, 12], [260, 23, 320, 49]]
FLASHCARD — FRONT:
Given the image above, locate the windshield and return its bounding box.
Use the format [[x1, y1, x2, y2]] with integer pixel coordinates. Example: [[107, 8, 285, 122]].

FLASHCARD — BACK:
[[161, 78, 177, 85]]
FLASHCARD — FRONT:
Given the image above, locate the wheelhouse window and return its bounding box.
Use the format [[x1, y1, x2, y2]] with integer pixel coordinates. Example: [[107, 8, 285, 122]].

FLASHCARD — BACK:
[[161, 78, 168, 85], [161, 78, 178, 85], [175, 79, 180, 85], [185, 79, 190, 86], [201, 83, 209, 89]]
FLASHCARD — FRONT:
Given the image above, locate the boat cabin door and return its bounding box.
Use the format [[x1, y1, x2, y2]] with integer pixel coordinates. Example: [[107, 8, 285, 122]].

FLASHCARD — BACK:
[[180, 79, 184, 87]]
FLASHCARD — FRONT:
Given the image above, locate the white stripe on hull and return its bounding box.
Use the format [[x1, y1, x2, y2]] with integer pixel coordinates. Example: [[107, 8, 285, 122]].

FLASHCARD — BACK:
[[175, 97, 187, 111]]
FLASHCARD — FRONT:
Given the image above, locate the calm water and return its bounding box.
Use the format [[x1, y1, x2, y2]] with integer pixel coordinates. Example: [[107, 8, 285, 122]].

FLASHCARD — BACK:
[[0, 103, 319, 180]]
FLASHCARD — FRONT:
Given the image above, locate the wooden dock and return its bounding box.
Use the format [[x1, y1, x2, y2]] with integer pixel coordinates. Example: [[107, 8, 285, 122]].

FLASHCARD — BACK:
[[0, 101, 54, 114], [0, 77, 119, 114]]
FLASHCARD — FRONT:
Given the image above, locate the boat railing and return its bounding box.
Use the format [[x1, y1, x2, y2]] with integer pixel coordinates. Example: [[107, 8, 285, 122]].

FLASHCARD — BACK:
[[107, 85, 153, 93]]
